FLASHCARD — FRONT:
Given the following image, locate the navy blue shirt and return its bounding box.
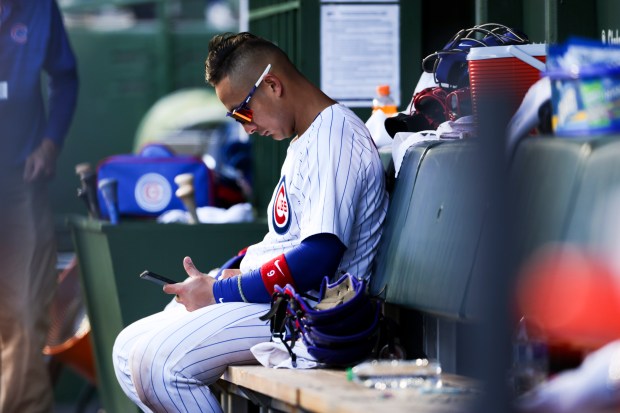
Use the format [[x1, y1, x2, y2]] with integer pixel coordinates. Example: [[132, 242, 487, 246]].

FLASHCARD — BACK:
[[0, 0, 78, 168]]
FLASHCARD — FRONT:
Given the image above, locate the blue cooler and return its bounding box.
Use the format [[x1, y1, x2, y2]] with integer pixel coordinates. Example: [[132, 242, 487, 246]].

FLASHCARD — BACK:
[[96, 144, 213, 218]]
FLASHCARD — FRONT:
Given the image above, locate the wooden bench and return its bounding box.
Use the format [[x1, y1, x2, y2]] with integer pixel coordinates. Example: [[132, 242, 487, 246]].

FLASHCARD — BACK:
[[215, 134, 620, 413], [218, 366, 478, 413]]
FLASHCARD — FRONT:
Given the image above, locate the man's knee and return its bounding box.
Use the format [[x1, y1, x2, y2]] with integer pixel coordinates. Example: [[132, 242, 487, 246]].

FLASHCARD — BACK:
[[112, 326, 133, 369], [112, 330, 161, 406], [112, 325, 149, 389]]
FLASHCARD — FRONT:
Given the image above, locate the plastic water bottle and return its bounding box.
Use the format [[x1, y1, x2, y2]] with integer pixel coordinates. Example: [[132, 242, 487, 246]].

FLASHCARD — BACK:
[[511, 317, 549, 396], [348, 359, 442, 390], [372, 85, 398, 115]]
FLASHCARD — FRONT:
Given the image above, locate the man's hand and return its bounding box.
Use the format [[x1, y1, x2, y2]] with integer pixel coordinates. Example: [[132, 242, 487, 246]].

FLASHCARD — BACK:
[[163, 256, 217, 311], [220, 269, 241, 279], [23, 138, 58, 182]]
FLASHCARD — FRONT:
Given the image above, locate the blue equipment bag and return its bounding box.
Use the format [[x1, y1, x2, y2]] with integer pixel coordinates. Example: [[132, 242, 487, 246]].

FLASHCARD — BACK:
[[96, 144, 213, 218]]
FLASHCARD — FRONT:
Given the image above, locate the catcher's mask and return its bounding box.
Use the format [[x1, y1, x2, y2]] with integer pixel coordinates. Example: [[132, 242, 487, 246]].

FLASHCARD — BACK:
[[384, 86, 472, 138], [260, 273, 381, 367]]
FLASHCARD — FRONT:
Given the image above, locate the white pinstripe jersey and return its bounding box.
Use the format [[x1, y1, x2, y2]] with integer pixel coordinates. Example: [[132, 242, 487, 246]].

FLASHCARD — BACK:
[[240, 104, 389, 280]]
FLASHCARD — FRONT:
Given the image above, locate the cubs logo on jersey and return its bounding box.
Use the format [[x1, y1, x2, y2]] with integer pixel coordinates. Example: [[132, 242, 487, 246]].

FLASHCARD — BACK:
[[272, 176, 291, 235]]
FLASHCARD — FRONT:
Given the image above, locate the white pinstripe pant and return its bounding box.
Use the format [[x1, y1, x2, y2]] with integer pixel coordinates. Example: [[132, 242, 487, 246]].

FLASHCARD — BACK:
[[113, 300, 272, 412]]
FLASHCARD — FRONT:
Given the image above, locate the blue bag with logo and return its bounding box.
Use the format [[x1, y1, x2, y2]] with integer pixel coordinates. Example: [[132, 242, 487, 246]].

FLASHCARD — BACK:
[[96, 144, 213, 218]]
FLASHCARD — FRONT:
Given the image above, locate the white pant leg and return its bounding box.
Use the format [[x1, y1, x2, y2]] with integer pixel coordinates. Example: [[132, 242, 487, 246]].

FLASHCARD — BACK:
[[113, 302, 271, 413], [113, 305, 186, 413]]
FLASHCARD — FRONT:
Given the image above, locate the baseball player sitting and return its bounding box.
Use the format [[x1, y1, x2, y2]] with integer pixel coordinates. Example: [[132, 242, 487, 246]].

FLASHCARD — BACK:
[[112, 32, 389, 413]]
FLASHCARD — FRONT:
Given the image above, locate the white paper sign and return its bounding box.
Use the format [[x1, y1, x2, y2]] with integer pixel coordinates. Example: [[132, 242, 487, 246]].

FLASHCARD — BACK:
[[320, 4, 400, 107]]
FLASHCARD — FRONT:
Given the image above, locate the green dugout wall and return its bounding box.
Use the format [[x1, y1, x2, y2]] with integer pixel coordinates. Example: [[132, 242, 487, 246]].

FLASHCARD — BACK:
[[246, 0, 620, 216], [52, 0, 620, 220], [51, 1, 224, 227]]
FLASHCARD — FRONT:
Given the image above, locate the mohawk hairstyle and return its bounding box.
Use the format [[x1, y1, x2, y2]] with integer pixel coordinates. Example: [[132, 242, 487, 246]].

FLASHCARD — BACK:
[[205, 32, 292, 86]]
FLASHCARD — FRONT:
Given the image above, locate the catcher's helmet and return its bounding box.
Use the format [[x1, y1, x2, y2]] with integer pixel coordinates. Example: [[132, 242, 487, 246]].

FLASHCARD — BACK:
[[422, 23, 530, 89]]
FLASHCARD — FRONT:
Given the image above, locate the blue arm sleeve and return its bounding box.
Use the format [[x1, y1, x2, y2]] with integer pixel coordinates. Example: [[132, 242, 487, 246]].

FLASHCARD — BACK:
[[213, 233, 346, 303]]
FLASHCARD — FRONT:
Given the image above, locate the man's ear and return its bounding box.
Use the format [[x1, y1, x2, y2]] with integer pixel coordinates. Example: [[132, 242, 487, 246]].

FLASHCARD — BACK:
[[263, 74, 283, 97]]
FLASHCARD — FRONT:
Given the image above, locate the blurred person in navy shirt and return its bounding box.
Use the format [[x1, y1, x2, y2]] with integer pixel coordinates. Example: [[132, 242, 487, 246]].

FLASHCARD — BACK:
[[0, 0, 78, 411]]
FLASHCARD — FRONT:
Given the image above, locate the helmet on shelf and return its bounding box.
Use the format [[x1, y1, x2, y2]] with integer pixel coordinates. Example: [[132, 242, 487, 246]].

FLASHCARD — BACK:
[[422, 23, 530, 89]]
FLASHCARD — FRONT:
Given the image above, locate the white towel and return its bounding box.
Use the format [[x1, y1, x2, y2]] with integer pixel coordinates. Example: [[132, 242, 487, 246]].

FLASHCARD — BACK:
[[157, 202, 254, 224], [251, 339, 319, 369]]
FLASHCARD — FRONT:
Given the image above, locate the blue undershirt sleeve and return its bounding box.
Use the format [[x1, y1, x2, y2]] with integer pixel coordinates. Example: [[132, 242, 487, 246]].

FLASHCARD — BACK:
[[213, 233, 346, 303]]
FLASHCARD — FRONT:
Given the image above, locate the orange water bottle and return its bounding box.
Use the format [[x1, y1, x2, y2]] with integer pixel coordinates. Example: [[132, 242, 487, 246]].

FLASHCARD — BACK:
[[372, 85, 398, 115]]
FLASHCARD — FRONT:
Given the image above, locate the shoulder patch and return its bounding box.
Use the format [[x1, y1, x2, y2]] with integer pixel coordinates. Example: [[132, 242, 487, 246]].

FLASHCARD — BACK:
[[272, 176, 291, 235]]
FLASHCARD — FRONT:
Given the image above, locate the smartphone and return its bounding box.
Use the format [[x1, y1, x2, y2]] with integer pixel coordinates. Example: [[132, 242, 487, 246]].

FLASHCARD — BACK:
[[139, 270, 177, 286]]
